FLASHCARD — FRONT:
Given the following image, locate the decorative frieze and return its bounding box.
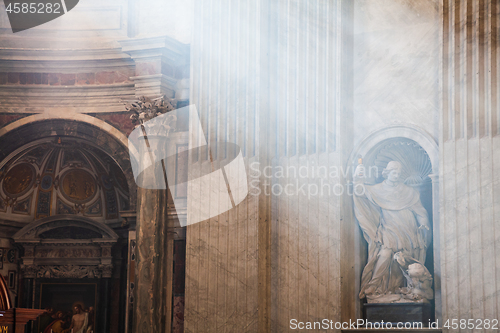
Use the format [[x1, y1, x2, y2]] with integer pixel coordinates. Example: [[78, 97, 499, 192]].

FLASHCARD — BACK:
[[21, 264, 114, 279]]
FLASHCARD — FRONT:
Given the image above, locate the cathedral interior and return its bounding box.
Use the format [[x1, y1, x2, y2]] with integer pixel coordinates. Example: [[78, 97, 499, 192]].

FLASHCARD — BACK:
[[0, 0, 498, 332]]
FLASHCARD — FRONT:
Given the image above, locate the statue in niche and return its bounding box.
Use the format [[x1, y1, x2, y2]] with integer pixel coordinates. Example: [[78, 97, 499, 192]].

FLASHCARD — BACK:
[[353, 160, 432, 303]]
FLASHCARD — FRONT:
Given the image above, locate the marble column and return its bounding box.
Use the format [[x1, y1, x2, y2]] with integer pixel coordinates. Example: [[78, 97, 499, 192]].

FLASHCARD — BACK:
[[133, 186, 170, 333], [131, 122, 173, 333], [99, 278, 111, 332], [440, 0, 500, 327], [429, 173, 441, 324], [121, 36, 189, 333]]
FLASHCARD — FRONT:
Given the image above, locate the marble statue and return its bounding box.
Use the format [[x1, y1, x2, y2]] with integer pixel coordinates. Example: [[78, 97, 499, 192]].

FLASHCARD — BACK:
[[353, 161, 432, 303], [394, 252, 433, 302]]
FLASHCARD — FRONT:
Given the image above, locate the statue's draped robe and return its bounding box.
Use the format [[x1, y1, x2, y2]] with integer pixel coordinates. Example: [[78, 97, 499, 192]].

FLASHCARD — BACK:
[[354, 181, 430, 298]]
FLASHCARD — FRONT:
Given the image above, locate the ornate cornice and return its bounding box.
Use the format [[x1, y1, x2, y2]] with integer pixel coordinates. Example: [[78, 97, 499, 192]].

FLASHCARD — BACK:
[[0, 83, 134, 114], [119, 36, 189, 64], [21, 264, 113, 279]]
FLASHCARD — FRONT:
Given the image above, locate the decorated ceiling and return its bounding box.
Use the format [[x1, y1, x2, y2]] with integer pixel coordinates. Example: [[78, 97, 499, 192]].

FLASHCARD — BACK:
[[0, 137, 129, 224]]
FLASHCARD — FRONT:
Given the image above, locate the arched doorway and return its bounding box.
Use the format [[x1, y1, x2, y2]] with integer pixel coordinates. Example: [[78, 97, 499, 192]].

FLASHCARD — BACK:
[[13, 215, 119, 333], [0, 124, 134, 333]]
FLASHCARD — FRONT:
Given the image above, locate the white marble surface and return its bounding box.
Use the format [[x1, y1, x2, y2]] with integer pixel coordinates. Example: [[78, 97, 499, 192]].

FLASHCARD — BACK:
[[353, 0, 440, 148], [440, 0, 500, 326]]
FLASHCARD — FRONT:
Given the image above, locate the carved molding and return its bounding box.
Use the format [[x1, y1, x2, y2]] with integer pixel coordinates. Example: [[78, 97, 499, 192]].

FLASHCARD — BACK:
[[13, 215, 119, 242], [98, 264, 113, 278], [20, 264, 38, 278], [35, 248, 101, 259], [21, 264, 113, 279], [0, 84, 135, 114]]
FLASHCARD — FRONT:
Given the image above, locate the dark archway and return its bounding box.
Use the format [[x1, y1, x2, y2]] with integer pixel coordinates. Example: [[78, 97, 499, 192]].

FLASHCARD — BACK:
[[0, 119, 136, 210]]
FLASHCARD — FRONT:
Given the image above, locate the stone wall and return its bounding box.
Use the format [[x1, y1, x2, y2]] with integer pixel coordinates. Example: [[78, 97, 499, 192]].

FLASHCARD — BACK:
[[350, 0, 441, 322], [440, 0, 500, 328], [353, 0, 440, 146], [185, 0, 260, 331], [186, 0, 351, 332]]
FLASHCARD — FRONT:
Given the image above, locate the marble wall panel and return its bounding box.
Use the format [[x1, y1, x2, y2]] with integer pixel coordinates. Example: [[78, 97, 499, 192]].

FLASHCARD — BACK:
[[353, 0, 440, 147], [185, 1, 260, 331], [270, 152, 343, 332], [0, 0, 129, 41], [440, 0, 500, 328], [187, 0, 349, 332]]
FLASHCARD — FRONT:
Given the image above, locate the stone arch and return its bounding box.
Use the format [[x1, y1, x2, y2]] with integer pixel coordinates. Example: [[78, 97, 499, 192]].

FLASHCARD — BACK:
[[348, 124, 438, 175], [12, 215, 119, 241], [0, 115, 137, 209], [0, 113, 130, 151], [346, 124, 441, 322]]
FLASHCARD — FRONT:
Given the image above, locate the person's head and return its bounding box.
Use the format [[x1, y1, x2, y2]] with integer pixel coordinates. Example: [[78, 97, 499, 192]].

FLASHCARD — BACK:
[[55, 311, 64, 319], [382, 161, 402, 183], [73, 304, 82, 314]]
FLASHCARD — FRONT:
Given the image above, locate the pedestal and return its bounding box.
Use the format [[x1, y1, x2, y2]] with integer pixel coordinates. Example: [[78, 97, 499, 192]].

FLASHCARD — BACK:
[[364, 303, 432, 326]]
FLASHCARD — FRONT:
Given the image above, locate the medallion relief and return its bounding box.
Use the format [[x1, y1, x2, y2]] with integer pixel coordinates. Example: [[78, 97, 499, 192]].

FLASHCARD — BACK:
[[2, 163, 35, 197], [61, 169, 96, 203]]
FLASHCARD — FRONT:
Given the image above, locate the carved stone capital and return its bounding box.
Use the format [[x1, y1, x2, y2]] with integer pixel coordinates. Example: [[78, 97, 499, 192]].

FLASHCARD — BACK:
[[23, 246, 35, 258], [126, 95, 177, 129], [20, 264, 38, 278], [98, 264, 113, 278]]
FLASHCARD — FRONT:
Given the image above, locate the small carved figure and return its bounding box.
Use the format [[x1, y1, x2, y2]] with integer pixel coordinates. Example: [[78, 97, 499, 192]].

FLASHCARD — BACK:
[[84, 181, 92, 196], [394, 251, 433, 302], [69, 180, 77, 197]]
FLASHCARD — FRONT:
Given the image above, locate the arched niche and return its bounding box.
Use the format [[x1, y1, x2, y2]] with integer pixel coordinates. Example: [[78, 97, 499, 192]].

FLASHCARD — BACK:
[[12, 215, 119, 332], [12, 215, 118, 279], [348, 124, 438, 174], [346, 125, 441, 323], [0, 118, 137, 211], [0, 137, 131, 225]]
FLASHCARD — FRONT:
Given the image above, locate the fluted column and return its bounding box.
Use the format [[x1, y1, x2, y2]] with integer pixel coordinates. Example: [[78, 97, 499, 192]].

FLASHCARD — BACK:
[[122, 34, 190, 332], [440, 0, 500, 327], [133, 186, 169, 333], [186, 1, 349, 332], [131, 121, 174, 333]]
